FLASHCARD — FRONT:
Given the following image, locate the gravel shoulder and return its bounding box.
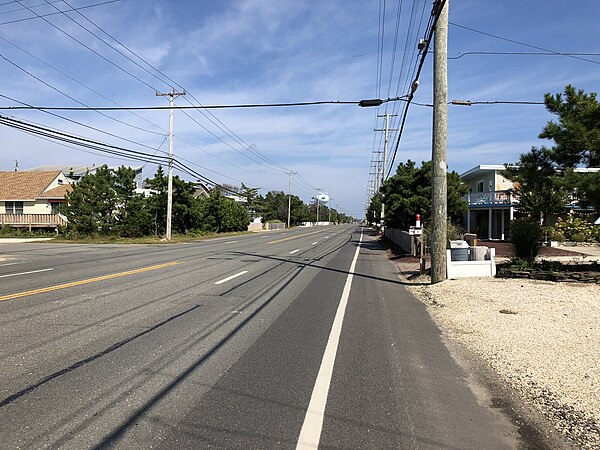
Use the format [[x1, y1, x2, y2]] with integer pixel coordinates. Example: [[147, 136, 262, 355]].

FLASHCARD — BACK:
[[391, 253, 600, 449]]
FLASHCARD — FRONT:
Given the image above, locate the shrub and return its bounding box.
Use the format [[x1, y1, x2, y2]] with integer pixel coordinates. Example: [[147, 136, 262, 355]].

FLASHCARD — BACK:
[[509, 257, 534, 270], [510, 218, 541, 264], [547, 228, 565, 242], [571, 232, 586, 243], [554, 216, 594, 241]]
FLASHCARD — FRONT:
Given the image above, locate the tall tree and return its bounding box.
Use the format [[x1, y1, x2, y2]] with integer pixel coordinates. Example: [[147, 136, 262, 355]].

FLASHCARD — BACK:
[[540, 84, 600, 168], [198, 188, 249, 232], [506, 86, 600, 220], [379, 160, 467, 230], [145, 167, 200, 235], [63, 165, 118, 235], [503, 146, 568, 220]]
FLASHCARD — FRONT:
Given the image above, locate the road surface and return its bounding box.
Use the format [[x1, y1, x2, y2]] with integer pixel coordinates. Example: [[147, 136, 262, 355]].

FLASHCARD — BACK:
[[0, 226, 522, 449]]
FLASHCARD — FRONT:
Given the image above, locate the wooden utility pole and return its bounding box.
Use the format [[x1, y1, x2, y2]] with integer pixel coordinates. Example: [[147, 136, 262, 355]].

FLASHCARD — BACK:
[[286, 171, 297, 228], [431, 0, 448, 283], [156, 88, 186, 241]]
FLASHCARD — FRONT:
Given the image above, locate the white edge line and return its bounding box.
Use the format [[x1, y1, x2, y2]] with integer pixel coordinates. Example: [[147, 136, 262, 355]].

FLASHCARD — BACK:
[[0, 268, 54, 279], [296, 229, 363, 449], [214, 270, 248, 285], [289, 249, 300, 254], [224, 240, 239, 244]]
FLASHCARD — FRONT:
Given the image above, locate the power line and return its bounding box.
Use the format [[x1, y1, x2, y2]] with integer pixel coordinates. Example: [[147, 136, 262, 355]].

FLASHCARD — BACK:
[[449, 22, 600, 66], [0, 100, 364, 111], [0, 33, 166, 137], [13, 0, 157, 90], [0, 113, 240, 194], [385, 0, 445, 178], [447, 51, 600, 60], [0, 0, 119, 26], [50, 0, 295, 176], [0, 93, 164, 152], [0, 49, 165, 138]]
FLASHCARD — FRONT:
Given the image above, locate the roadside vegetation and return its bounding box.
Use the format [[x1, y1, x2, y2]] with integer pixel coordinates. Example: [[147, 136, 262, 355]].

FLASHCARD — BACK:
[[51, 165, 353, 242], [505, 85, 600, 267]]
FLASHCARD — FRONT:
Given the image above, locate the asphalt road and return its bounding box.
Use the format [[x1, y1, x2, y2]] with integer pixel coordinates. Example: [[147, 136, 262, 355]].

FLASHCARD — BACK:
[[0, 226, 522, 449]]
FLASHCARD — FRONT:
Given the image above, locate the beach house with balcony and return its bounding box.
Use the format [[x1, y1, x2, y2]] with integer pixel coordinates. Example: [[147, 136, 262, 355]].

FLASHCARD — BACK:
[[461, 165, 600, 240], [461, 165, 517, 240]]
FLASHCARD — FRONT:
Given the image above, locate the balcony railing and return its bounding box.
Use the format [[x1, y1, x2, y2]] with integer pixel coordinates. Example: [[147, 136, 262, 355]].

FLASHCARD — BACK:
[[0, 213, 67, 227], [464, 190, 517, 207]]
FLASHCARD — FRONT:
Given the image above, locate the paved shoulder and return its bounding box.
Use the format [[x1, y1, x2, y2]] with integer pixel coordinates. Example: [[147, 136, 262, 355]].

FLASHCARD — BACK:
[[319, 230, 521, 449]]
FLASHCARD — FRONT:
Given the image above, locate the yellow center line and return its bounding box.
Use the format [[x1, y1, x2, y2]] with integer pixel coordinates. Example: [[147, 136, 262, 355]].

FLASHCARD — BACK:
[[268, 229, 328, 244], [0, 261, 183, 302]]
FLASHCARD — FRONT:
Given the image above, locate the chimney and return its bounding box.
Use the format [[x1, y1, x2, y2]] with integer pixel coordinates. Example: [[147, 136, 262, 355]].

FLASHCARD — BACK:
[[14, 160, 19, 172]]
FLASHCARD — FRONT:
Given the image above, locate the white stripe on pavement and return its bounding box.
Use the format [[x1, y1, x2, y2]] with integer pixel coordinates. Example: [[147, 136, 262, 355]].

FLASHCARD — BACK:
[[224, 241, 238, 244], [0, 268, 54, 279], [214, 271, 248, 285], [296, 228, 363, 449], [312, 242, 317, 245], [289, 249, 300, 254]]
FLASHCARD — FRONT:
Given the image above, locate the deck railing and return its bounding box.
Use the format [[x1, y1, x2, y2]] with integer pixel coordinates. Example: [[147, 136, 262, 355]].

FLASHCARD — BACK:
[[0, 213, 67, 227], [464, 190, 516, 206]]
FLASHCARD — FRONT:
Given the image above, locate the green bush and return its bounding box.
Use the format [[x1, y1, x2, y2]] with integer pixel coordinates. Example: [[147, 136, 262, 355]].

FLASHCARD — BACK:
[[510, 218, 541, 264], [547, 228, 565, 242], [509, 257, 534, 270], [571, 232, 586, 242], [554, 216, 594, 241]]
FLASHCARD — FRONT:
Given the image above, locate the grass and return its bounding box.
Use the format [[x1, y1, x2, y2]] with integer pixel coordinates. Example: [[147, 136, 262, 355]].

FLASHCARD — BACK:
[[36, 231, 256, 245]]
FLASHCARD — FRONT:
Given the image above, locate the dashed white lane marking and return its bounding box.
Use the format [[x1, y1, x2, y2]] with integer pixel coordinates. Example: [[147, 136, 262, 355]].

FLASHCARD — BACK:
[[224, 241, 238, 244], [0, 262, 21, 267], [0, 268, 54, 279], [312, 242, 318, 245], [214, 271, 248, 285], [296, 229, 363, 449], [289, 249, 300, 254]]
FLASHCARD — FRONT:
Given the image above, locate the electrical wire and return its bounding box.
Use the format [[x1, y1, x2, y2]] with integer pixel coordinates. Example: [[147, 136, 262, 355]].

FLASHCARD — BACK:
[[449, 22, 600, 66], [448, 51, 600, 60], [385, 0, 446, 179], [13, 0, 157, 90], [0, 113, 241, 194], [0, 0, 119, 26], [53, 0, 294, 175], [0, 100, 361, 111]]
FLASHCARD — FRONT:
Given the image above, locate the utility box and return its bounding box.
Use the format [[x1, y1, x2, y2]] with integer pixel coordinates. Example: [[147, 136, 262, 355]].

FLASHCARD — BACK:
[[470, 246, 489, 261], [450, 248, 470, 261]]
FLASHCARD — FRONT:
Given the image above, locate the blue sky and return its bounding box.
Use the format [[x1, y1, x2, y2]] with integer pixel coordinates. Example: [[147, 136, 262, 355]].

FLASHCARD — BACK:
[[0, 0, 599, 217]]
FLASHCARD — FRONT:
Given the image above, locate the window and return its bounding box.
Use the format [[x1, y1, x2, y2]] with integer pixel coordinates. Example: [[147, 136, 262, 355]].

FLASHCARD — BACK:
[[51, 202, 60, 214], [5, 201, 24, 214], [476, 180, 484, 193]]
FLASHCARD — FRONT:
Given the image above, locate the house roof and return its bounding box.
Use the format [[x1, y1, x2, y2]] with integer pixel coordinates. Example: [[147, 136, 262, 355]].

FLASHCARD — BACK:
[[37, 184, 72, 199], [0, 171, 69, 200], [25, 165, 142, 177], [460, 165, 508, 179]]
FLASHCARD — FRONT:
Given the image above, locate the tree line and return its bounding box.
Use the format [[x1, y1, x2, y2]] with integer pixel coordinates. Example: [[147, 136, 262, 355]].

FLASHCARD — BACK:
[[61, 166, 352, 238]]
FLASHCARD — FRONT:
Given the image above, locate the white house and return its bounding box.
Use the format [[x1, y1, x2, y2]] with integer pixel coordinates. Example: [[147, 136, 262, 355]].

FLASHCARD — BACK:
[[0, 171, 72, 230], [461, 165, 600, 240]]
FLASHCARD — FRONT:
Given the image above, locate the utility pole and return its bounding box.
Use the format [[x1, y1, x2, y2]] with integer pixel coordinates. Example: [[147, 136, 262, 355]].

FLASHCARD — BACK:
[[315, 188, 322, 226], [375, 113, 398, 227], [156, 88, 186, 241], [286, 171, 297, 229], [431, 0, 448, 283]]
